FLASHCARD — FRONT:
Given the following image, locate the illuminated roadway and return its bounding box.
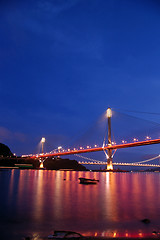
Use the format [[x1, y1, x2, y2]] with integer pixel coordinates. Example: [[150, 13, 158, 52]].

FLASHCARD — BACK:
[[31, 138, 160, 158]]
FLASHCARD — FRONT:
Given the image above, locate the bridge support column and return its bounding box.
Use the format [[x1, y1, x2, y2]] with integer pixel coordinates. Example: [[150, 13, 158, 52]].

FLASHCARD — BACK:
[[107, 149, 113, 170], [106, 108, 113, 170], [40, 137, 46, 169], [39, 159, 44, 168], [41, 137, 45, 154]]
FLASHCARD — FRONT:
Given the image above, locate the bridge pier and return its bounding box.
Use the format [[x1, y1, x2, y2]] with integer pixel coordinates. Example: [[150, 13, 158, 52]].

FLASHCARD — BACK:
[[107, 149, 113, 170], [39, 159, 44, 168]]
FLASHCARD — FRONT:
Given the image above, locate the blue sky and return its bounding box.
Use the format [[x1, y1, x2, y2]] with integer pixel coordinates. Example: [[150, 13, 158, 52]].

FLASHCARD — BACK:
[[1, 0, 160, 156]]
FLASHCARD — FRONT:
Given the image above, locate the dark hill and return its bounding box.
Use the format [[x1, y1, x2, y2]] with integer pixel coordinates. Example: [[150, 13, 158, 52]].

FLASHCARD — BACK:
[[44, 158, 87, 171], [0, 143, 13, 157]]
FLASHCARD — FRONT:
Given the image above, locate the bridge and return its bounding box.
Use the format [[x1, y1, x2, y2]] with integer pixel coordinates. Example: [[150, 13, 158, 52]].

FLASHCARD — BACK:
[[29, 108, 160, 170], [78, 161, 160, 168]]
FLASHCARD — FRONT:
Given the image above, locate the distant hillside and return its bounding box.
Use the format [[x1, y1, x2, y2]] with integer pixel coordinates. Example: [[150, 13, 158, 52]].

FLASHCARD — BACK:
[[44, 158, 87, 171], [0, 143, 13, 157]]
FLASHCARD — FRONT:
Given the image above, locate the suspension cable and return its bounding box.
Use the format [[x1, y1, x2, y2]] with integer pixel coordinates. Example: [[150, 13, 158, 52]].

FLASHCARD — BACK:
[[74, 154, 105, 162], [132, 155, 160, 164]]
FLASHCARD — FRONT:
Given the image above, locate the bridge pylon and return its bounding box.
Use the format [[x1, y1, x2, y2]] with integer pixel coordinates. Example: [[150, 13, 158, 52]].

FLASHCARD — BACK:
[[106, 108, 113, 170], [40, 137, 46, 168]]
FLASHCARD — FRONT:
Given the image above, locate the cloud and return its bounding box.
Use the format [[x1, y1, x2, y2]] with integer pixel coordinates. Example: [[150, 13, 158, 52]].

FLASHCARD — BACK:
[[1, 0, 103, 62], [0, 126, 27, 142], [37, 0, 80, 16], [0, 127, 11, 140]]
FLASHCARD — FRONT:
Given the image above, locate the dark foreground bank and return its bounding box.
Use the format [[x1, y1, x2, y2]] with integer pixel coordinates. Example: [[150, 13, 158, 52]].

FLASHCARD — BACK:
[[22, 236, 160, 240]]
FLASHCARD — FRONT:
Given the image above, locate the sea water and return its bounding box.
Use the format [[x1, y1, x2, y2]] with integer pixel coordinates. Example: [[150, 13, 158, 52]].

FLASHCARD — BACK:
[[0, 169, 160, 239]]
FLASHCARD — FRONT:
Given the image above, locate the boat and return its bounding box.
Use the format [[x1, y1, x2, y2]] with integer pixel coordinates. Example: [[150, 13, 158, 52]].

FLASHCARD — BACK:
[[79, 177, 99, 184], [48, 230, 83, 239]]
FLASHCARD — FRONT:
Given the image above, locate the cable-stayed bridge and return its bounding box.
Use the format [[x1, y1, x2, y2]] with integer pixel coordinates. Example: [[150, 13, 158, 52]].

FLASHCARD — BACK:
[[29, 108, 160, 170]]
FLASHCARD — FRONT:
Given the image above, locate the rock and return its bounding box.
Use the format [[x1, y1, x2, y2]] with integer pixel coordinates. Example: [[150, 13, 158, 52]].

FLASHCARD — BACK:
[[141, 218, 150, 224], [0, 143, 13, 157]]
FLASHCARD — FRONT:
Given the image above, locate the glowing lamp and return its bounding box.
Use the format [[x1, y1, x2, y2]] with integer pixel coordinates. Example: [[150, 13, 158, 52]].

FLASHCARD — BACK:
[[41, 137, 45, 143], [106, 108, 112, 118]]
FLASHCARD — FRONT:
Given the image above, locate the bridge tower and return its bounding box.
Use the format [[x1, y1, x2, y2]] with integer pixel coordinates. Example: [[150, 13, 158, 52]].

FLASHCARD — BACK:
[[106, 108, 113, 170], [40, 137, 45, 168], [41, 137, 45, 154]]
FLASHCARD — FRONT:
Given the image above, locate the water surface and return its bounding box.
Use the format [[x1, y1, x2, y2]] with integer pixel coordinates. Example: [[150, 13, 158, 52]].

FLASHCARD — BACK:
[[0, 169, 160, 239]]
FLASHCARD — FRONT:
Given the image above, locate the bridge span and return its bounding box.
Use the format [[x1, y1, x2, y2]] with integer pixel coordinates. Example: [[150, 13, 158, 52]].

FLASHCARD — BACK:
[[30, 108, 160, 170], [78, 161, 160, 168], [31, 138, 160, 158]]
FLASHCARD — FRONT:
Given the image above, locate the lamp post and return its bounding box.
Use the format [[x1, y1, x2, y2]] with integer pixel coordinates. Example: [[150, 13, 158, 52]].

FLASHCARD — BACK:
[[41, 137, 45, 154]]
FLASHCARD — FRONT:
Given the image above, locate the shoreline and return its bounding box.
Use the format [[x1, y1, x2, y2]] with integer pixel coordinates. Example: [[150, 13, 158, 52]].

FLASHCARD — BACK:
[[0, 166, 160, 173]]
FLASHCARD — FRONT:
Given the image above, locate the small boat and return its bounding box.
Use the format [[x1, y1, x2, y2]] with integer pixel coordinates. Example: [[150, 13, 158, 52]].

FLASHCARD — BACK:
[[48, 230, 83, 239], [79, 177, 99, 184]]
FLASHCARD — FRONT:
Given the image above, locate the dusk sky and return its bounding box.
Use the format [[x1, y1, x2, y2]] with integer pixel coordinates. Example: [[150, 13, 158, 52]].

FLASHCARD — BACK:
[[1, 0, 160, 156]]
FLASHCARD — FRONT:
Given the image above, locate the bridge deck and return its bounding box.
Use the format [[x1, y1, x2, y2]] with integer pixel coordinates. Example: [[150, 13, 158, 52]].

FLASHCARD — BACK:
[[31, 138, 160, 158], [78, 161, 160, 167]]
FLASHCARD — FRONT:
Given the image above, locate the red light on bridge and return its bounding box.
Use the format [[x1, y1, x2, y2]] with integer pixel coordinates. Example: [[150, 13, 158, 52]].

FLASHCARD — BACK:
[[113, 232, 117, 237], [138, 232, 143, 237]]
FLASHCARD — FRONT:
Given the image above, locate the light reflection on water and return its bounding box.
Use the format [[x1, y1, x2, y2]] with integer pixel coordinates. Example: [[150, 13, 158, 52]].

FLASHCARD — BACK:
[[0, 169, 160, 239]]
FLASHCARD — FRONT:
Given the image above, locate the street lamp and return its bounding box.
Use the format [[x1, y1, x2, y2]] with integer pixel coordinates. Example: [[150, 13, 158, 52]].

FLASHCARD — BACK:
[[106, 107, 112, 118], [41, 137, 45, 153]]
